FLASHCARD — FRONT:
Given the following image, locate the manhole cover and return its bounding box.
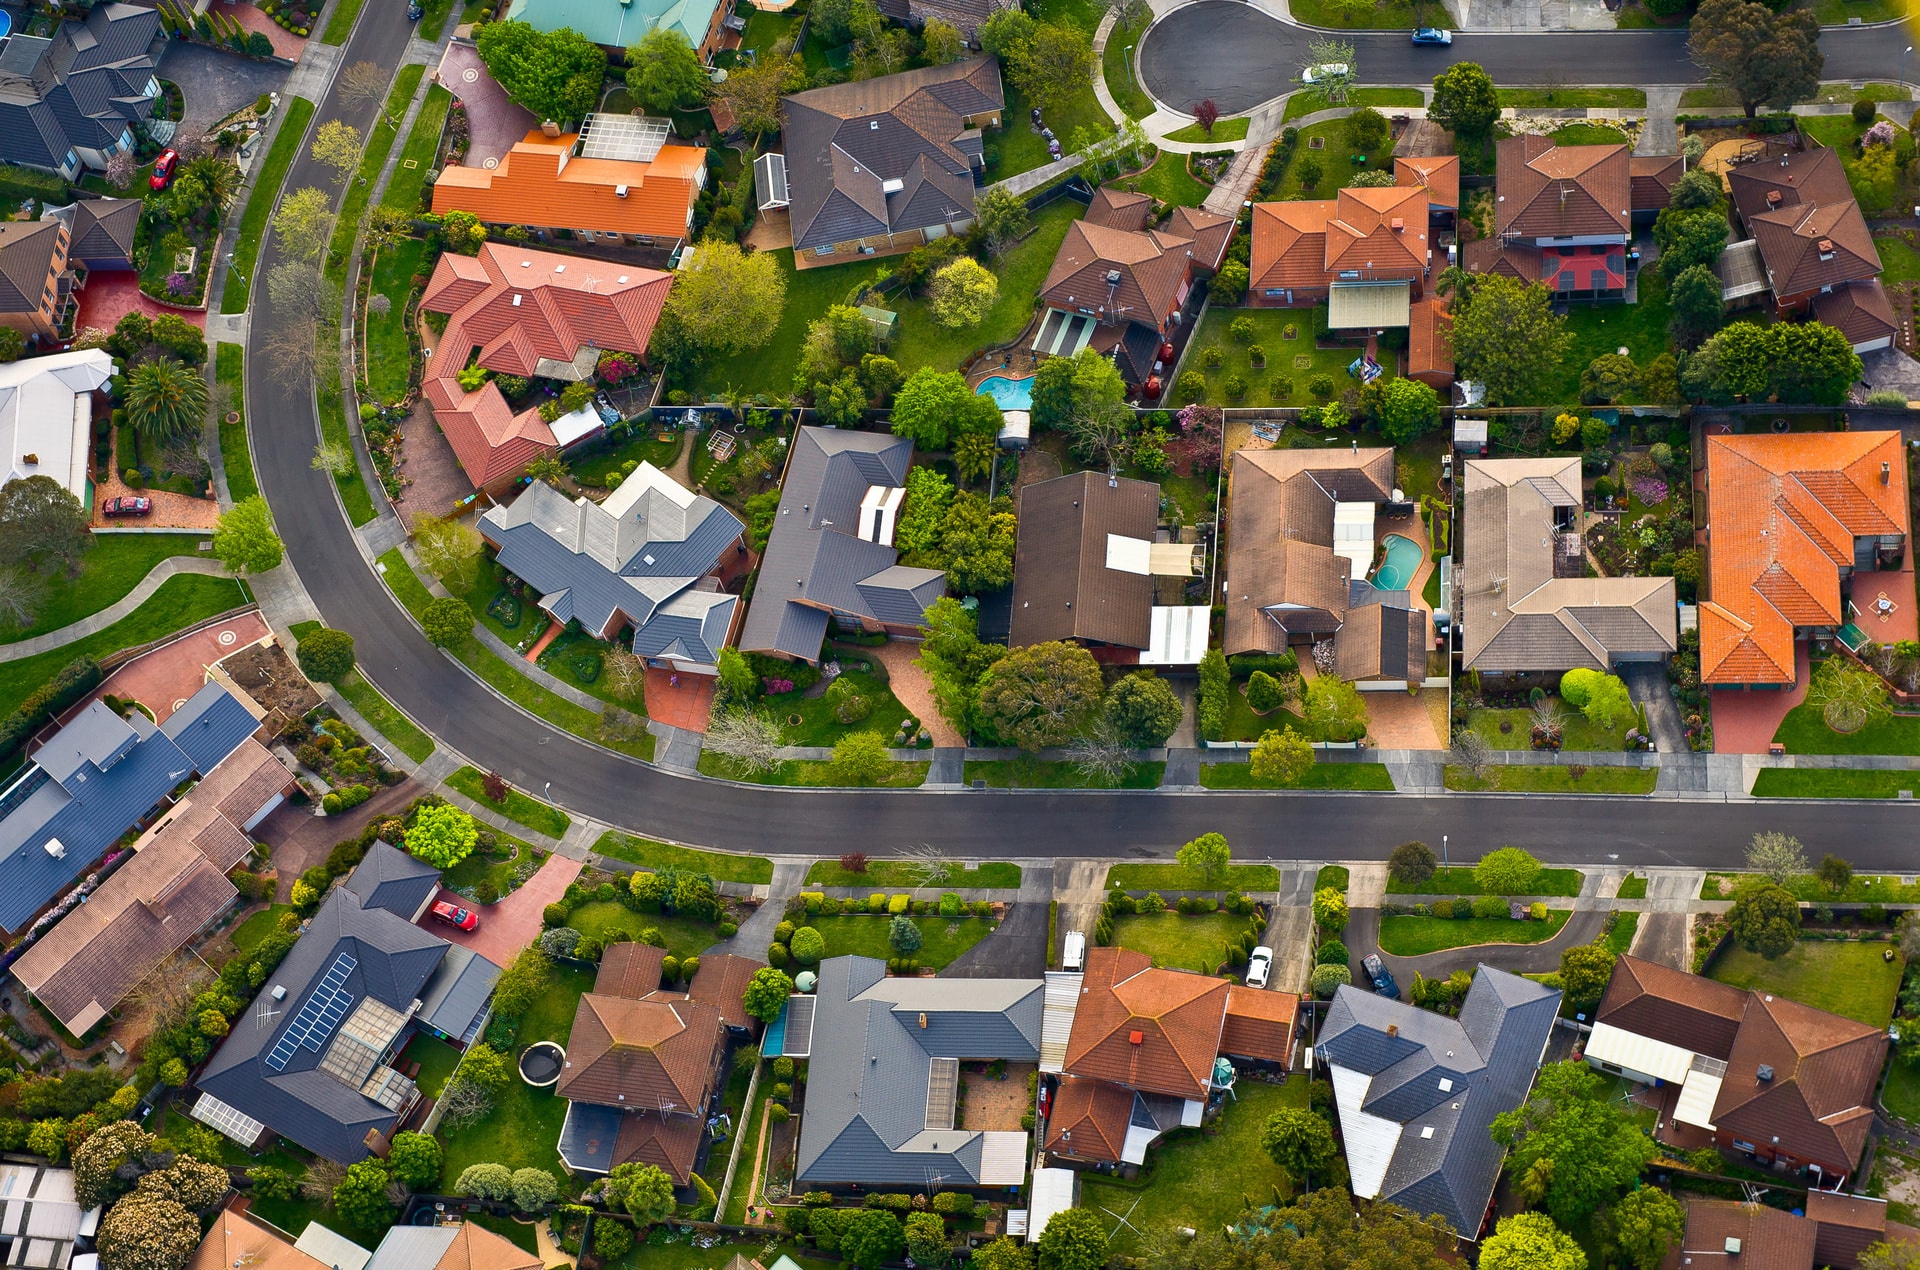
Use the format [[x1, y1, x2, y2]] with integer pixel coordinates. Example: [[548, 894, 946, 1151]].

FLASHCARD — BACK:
[[462, 67, 477, 82], [217, 630, 237, 645], [483, 157, 498, 169]]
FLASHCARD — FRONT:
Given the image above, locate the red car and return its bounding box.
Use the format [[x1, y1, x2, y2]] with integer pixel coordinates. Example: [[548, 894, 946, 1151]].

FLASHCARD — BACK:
[[149, 149, 179, 191], [102, 495, 151, 518], [431, 899, 479, 931]]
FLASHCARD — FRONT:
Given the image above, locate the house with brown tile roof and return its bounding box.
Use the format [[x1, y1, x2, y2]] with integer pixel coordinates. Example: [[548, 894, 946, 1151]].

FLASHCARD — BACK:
[[1249, 182, 1433, 328], [1660, 1196, 1920, 1270], [1460, 456, 1677, 679], [1587, 955, 1888, 1180], [1722, 147, 1888, 339], [1220, 985, 1298, 1064], [1062, 947, 1227, 1101], [1630, 154, 1683, 222], [1700, 432, 1908, 688], [1814, 278, 1899, 354], [419, 243, 672, 492], [1405, 295, 1453, 389], [191, 1202, 543, 1270], [1395, 154, 1459, 214], [431, 131, 705, 252], [877, 0, 1015, 40], [0, 218, 76, 343]]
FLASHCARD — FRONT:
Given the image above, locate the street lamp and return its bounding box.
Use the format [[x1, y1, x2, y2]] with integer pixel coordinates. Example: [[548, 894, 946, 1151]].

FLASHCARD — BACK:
[[1442, 833, 1449, 871], [1124, 44, 1134, 88], [224, 251, 246, 286]]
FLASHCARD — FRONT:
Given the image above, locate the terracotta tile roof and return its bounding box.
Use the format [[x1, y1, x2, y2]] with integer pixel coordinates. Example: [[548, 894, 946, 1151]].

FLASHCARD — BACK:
[[610, 1108, 705, 1184], [1495, 134, 1631, 241], [1169, 205, 1234, 273], [1009, 469, 1159, 649], [1462, 237, 1543, 282], [1702, 432, 1908, 685], [1086, 186, 1152, 231], [1630, 154, 1683, 212], [428, 1223, 546, 1270], [1250, 199, 1333, 290], [1321, 184, 1429, 275], [1062, 947, 1228, 1100], [1040, 218, 1197, 329], [1727, 147, 1854, 227], [1220, 987, 1297, 1063], [188, 1206, 327, 1270], [431, 132, 704, 241], [1395, 154, 1458, 210], [1406, 295, 1452, 381], [1815, 278, 1898, 348], [419, 243, 671, 488], [1712, 991, 1885, 1173], [1043, 1075, 1133, 1162], [1596, 954, 1750, 1059], [596, 941, 666, 998], [686, 952, 768, 1031], [557, 993, 725, 1110], [1660, 1200, 1820, 1270], [1748, 197, 1879, 297]]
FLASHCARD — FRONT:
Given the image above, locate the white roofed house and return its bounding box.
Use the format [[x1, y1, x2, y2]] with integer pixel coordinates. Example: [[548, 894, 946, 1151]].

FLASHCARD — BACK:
[[0, 348, 114, 503]]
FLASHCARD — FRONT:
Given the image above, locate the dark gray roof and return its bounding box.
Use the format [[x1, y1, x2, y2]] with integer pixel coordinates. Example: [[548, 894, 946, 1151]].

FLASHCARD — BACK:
[[0, 4, 155, 170], [0, 98, 71, 171], [339, 840, 441, 918], [558, 1101, 621, 1173], [739, 427, 946, 661], [795, 956, 1043, 1185], [1319, 966, 1560, 1238], [63, 197, 137, 263], [160, 681, 262, 774], [416, 943, 502, 1042], [195, 845, 458, 1164]]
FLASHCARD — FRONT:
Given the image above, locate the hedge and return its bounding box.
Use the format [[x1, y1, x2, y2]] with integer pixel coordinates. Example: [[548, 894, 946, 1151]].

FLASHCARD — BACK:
[[0, 656, 101, 762]]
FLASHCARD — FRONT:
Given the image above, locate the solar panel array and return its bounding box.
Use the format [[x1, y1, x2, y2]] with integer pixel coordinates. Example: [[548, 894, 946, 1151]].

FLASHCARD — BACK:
[[264, 954, 357, 1072]]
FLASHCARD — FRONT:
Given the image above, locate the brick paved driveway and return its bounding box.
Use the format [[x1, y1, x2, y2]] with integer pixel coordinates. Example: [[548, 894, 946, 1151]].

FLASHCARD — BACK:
[[425, 851, 581, 966]]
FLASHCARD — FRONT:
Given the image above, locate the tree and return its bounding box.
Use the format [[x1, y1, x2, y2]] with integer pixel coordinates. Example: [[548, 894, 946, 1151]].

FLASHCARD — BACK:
[[339, 60, 397, 122], [800, 304, 873, 384], [841, 1209, 906, 1270], [928, 257, 999, 328], [1669, 263, 1726, 343], [1480, 1212, 1587, 1270], [1449, 274, 1571, 406], [491, 949, 553, 1020], [891, 366, 1001, 450], [1176, 832, 1232, 884], [625, 28, 706, 114], [509, 1167, 558, 1211], [1035, 1207, 1108, 1270], [710, 50, 804, 140], [73, 1121, 157, 1210], [138, 1158, 230, 1212], [386, 1132, 441, 1191], [1430, 62, 1499, 140], [921, 16, 964, 63], [1596, 1186, 1686, 1270], [474, 20, 607, 122], [970, 1238, 1035, 1270], [975, 641, 1104, 750], [126, 358, 210, 445], [1690, 0, 1822, 118], [606, 1162, 676, 1223], [1490, 1061, 1656, 1226], [1311, 963, 1351, 997], [332, 1159, 395, 1230], [743, 966, 793, 1023], [1476, 846, 1543, 895], [1389, 840, 1437, 887], [1008, 23, 1094, 113], [1581, 674, 1633, 729], [974, 186, 1031, 256], [1104, 672, 1183, 748], [704, 709, 784, 775], [1045, 346, 1133, 468], [1250, 727, 1315, 786], [453, 1042, 513, 1096], [1727, 881, 1801, 957], [1558, 940, 1617, 1015], [1312, 886, 1348, 934], [652, 240, 786, 363], [1862, 1242, 1920, 1270], [271, 187, 335, 262], [456, 1162, 513, 1201], [978, 7, 1037, 56], [1302, 675, 1368, 742], [96, 1189, 199, 1270], [905, 1211, 948, 1265], [211, 496, 284, 574], [1654, 203, 1730, 281], [1817, 852, 1854, 895], [809, 0, 878, 44], [1451, 727, 1494, 781], [888, 913, 922, 954], [0, 476, 89, 577], [1581, 354, 1639, 405], [938, 490, 1016, 594], [310, 120, 362, 186], [422, 595, 474, 648], [916, 596, 1005, 737], [1810, 656, 1891, 733], [413, 513, 483, 589], [1260, 1108, 1342, 1186], [829, 730, 892, 785], [1746, 831, 1807, 885], [1681, 321, 1860, 405], [1192, 98, 1220, 137], [1365, 376, 1441, 443], [1066, 717, 1135, 787], [407, 802, 479, 868], [1299, 37, 1355, 106]]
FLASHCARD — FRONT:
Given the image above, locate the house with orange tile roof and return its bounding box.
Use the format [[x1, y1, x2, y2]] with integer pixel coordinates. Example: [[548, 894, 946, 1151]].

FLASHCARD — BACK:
[[1249, 177, 1433, 328], [418, 243, 672, 493], [431, 128, 706, 254], [1700, 431, 1909, 688]]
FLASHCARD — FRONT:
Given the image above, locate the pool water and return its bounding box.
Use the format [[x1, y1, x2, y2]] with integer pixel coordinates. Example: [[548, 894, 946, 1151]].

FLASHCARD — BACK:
[[976, 375, 1033, 411], [1372, 533, 1423, 592]]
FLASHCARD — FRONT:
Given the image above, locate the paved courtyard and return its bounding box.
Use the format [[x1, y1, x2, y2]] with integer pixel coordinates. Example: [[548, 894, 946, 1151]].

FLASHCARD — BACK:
[[85, 609, 270, 723], [644, 666, 714, 732], [73, 273, 207, 343], [157, 39, 294, 143], [390, 398, 478, 530], [435, 42, 534, 170]]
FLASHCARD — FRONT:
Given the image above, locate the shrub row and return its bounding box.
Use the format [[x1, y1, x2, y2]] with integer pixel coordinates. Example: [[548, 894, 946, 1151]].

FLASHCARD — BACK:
[[787, 892, 992, 919], [0, 656, 100, 764], [320, 783, 372, 815]]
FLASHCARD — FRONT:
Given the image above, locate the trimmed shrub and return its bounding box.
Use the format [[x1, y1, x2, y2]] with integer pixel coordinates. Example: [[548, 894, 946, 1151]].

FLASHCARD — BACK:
[[1316, 939, 1349, 966], [1472, 894, 1508, 919], [766, 942, 790, 967], [789, 926, 826, 964], [939, 892, 963, 917], [888, 893, 911, 914]]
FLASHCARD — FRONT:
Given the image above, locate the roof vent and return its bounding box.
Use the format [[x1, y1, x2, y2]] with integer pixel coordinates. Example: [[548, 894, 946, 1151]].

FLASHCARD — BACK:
[[43, 840, 63, 859], [271, 985, 287, 1001], [1757, 1064, 1774, 1082], [1420, 1126, 1434, 1139], [617, 275, 629, 283], [1726, 1238, 1743, 1255], [919, 1013, 928, 1028], [1106, 269, 1122, 285], [1128, 1031, 1144, 1046], [870, 120, 880, 130], [1391, 217, 1404, 232], [615, 184, 628, 197], [1387, 1024, 1399, 1037], [1438, 1078, 1453, 1092], [553, 264, 565, 273], [1818, 239, 1835, 259], [520, 260, 531, 267]]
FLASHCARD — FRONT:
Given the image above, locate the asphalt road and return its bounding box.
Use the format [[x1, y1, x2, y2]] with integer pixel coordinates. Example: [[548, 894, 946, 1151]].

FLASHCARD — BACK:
[[245, 11, 1920, 869], [1138, 2, 1912, 114]]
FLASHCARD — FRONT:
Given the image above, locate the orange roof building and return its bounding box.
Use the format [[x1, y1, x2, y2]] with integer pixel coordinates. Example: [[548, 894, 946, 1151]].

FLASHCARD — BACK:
[[1701, 431, 1909, 687], [432, 131, 706, 250], [419, 243, 672, 492], [1248, 163, 1439, 325]]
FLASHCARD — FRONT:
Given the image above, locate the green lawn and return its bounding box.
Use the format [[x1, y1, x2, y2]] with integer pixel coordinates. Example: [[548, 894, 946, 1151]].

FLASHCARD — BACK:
[[333, 668, 434, 762], [1751, 768, 1920, 798], [1800, 114, 1915, 218], [1541, 266, 1674, 406], [963, 759, 1165, 789], [1106, 862, 1281, 892], [1551, 122, 1631, 147], [457, 561, 643, 712], [1885, 1060, 1920, 1123], [1110, 911, 1250, 972], [1281, 88, 1425, 122], [805, 859, 1022, 888], [230, 904, 296, 956], [1080, 1078, 1309, 1254], [1286, 0, 1449, 27], [1386, 864, 1583, 897], [1272, 118, 1387, 201], [1316, 865, 1349, 893], [769, 667, 909, 747], [399, 1033, 461, 1097], [223, 96, 316, 314], [1108, 149, 1216, 207], [446, 765, 571, 838], [1180, 303, 1378, 408], [992, 76, 1106, 180], [799, 913, 995, 968], [385, 85, 453, 215], [0, 533, 211, 643], [596, 833, 774, 884], [1617, 873, 1648, 900], [1773, 701, 1920, 755], [326, 64, 420, 277], [1707, 940, 1904, 1028], [567, 901, 724, 960], [1446, 764, 1657, 793], [1378, 908, 1571, 955], [1103, 15, 1154, 120], [1199, 762, 1397, 790], [442, 831, 535, 898], [214, 343, 257, 502], [695, 752, 928, 787], [320, 0, 369, 43], [1802, 0, 1906, 23], [569, 429, 684, 490], [1165, 117, 1251, 144], [1878, 234, 1920, 285], [364, 236, 427, 405], [1678, 86, 1743, 108], [1604, 911, 1641, 956], [1498, 88, 1646, 108], [1468, 697, 1632, 752]]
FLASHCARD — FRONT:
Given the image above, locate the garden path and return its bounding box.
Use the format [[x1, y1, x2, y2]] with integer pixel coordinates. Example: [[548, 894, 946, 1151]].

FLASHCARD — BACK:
[[0, 556, 233, 661], [872, 640, 961, 747]]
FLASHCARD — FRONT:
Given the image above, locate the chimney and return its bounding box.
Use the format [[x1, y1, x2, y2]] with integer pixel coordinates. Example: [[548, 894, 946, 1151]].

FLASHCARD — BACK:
[[541, 120, 561, 138], [1128, 1031, 1144, 1046], [1818, 239, 1835, 260], [1387, 1023, 1399, 1037], [1391, 217, 1404, 232], [1766, 189, 1782, 206], [1883, 461, 1892, 485], [1757, 1064, 1774, 1082]]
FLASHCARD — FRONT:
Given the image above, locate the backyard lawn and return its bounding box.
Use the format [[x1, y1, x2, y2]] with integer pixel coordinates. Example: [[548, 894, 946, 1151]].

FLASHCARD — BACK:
[[398, 1033, 461, 1097], [1377, 908, 1571, 955], [1179, 303, 1379, 408], [1107, 862, 1281, 891], [596, 833, 774, 884], [1541, 268, 1675, 406], [1200, 762, 1396, 790], [805, 859, 1022, 888], [1385, 864, 1583, 897], [1707, 940, 1903, 1028], [1751, 768, 1920, 798], [798, 913, 995, 968], [1773, 701, 1920, 755], [223, 96, 316, 314], [566, 901, 725, 960], [1883, 1058, 1920, 1125], [1446, 765, 1657, 794], [1110, 911, 1250, 972], [0, 533, 211, 642], [363, 235, 428, 405], [229, 905, 296, 956]]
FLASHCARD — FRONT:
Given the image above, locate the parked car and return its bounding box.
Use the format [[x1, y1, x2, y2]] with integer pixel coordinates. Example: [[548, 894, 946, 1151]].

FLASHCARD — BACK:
[[1362, 953, 1399, 999], [407, 0, 423, 17], [1062, 930, 1086, 972], [150, 148, 179, 191], [1245, 946, 1273, 989], [101, 495, 151, 518], [1410, 27, 1452, 44], [431, 899, 479, 931], [1036, 1079, 1053, 1122], [1300, 63, 1349, 84]]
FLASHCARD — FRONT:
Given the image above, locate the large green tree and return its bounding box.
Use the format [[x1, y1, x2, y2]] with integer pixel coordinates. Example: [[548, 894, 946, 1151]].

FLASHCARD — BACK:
[[974, 640, 1104, 751], [1250, 727, 1315, 786], [625, 28, 707, 114], [1680, 321, 1860, 405], [891, 367, 1003, 450], [1728, 881, 1801, 956], [125, 358, 210, 445], [1302, 675, 1368, 742], [1007, 23, 1094, 114], [332, 1159, 396, 1230], [651, 240, 787, 365], [1035, 1206, 1108, 1270], [1430, 62, 1499, 140], [1490, 1061, 1657, 1226], [1104, 672, 1183, 747], [406, 803, 480, 869], [938, 490, 1016, 594], [606, 1162, 676, 1223], [474, 20, 607, 122], [1689, 0, 1823, 118], [915, 596, 1006, 736], [1176, 831, 1232, 883], [742, 966, 793, 1022], [1596, 1186, 1687, 1270], [212, 496, 284, 575], [1363, 375, 1441, 443], [1447, 274, 1571, 406], [95, 1189, 200, 1270], [1260, 1107, 1343, 1186], [1654, 204, 1730, 281], [841, 1209, 905, 1270], [0, 475, 89, 577], [1668, 263, 1726, 344], [1558, 940, 1618, 1016], [1480, 1212, 1586, 1270]]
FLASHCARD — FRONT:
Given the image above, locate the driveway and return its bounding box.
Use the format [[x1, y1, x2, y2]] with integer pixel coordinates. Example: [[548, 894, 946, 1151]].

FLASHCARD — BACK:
[[1620, 663, 1686, 754], [257, 777, 424, 902], [1344, 905, 1608, 988], [158, 42, 290, 145], [944, 865, 1054, 978], [427, 851, 581, 967]]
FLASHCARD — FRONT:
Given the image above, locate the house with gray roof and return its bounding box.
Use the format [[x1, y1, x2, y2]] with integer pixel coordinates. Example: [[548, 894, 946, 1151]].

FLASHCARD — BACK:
[[479, 461, 747, 675], [794, 956, 1041, 1188], [739, 427, 947, 663], [191, 844, 502, 1164], [1318, 965, 1560, 1239], [45, 196, 138, 270], [0, 3, 164, 179]]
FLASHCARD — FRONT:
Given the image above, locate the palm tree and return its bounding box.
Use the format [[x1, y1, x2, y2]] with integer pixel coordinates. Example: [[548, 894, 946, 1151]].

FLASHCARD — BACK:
[[719, 382, 750, 424], [125, 358, 209, 446], [1435, 264, 1477, 308]]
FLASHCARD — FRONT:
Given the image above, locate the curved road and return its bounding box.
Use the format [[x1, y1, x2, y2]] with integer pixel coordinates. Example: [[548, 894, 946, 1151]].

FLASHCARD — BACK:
[[246, 11, 1920, 868]]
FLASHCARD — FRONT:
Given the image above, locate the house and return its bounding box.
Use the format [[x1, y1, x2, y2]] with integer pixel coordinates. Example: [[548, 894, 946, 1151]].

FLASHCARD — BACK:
[[1009, 469, 1207, 665], [0, 347, 115, 501], [1041, 948, 1296, 1170], [781, 59, 1003, 265], [189, 1202, 540, 1270], [1250, 180, 1432, 325], [46, 197, 138, 271], [1405, 295, 1453, 390], [190, 844, 503, 1164], [430, 127, 706, 253], [1724, 148, 1891, 347], [478, 461, 748, 677], [1700, 431, 1908, 688], [0, 682, 263, 936], [1630, 154, 1683, 224], [877, 0, 1014, 41], [1034, 186, 1232, 389], [501, 0, 731, 60], [556, 943, 767, 1184], [1460, 456, 1678, 680], [790, 955, 1040, 1188], [1661, 1195, 1920, 1270], [1318, 965, 1560, 1239], [0, 1160, 92, 1269], [0, 3, 163, 179], [0, 219, 79, 344], [1585, 955, 1886, 1181], [418, 243, 672, 492], [1222, 447, 1432, 687], [737, 426, 948, 663], [13, 738, 293, 1035], [1397, 153, 1460, 217]]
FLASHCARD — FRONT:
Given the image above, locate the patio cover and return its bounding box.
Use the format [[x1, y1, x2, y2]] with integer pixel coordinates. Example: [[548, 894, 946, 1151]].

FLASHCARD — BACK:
[[1328, 280, 1411, 329], [1141, 605, 1211, 665]]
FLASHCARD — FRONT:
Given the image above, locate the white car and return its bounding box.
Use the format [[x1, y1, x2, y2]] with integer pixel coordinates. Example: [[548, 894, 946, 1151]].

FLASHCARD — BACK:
[[1301, 63, 1349, 84], [1245, 945, 1274, 988]]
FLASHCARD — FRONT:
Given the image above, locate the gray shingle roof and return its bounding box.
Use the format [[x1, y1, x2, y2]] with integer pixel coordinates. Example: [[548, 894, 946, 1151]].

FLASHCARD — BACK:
[[0, 4, 156, 169], [417, 943, 503, 1042], [62, 196, 137, 264], [339, 841, 441, 918]]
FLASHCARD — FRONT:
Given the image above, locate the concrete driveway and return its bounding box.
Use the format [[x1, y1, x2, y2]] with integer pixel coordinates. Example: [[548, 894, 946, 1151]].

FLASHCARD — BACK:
[[158, 42, 289, 144]]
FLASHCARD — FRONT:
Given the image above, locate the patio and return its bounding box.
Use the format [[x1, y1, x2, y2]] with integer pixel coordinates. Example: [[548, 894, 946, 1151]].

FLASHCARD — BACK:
[[71, 272, 206, 342]]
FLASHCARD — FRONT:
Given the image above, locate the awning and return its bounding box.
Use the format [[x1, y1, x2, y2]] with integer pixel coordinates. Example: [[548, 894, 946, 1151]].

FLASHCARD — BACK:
[[1715, 238, 1769, 302], [1033, 308, 1096, 357], [1142, 606, 1210, 665], [1328, 281, 1411, 329], [1025, 1169, 1079, 1242], [1584, 1020, 1695, 1083]]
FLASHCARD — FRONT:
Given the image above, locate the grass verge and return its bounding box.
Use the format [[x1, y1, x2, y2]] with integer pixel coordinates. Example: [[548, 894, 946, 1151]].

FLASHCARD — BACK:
[[1707, 940, 1903, 1028], [1446, 764, 1657, 794], [1604, 911, 1640, 956], [963, 759, 1164, 789], [222, 96, 316, 314], [385, 84, 453, 214], [1281, 88, 1424, 122], [1751, 768, 1920, 799], [1616, 873, 1648, 900], [1105, 862, 1280, 892], [804, 859, 1022, 888], [1497, 88, 1646, 107], [320, 0, 369, 43], [337, 670, 434, 762], [1199, 762, 1396, 790], [595, 833, 774, 885], [1698, 872, 1920, 904], [1386, 864, 1583, 896], [214, 343, 257, 501], [1378, 908, 1571, 955], [446, 764, 572, 839], [695, 753, 927, 787], [1164, 117, 1251, 144], [1316, 865, 1349, 893]]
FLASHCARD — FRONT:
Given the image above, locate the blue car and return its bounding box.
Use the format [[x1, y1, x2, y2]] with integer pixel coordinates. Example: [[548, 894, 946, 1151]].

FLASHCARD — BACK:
[[1363, 954, 1399, 999], [1411, 26, 1453, 44]]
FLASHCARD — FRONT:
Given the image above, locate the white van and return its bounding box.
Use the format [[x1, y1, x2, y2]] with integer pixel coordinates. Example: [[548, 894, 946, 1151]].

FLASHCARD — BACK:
[[1062, 930, 1086, 972]]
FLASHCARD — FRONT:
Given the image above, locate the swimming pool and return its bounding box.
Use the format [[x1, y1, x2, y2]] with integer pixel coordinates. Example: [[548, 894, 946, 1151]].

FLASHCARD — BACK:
[[1372, 533, 1423, 592], [976, 375, 1034, 411]]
